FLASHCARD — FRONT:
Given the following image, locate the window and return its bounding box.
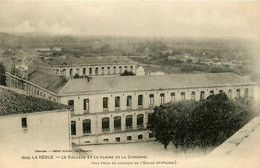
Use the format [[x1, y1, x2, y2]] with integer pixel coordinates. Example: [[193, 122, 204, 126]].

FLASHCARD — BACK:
[[138, 134, 143, 139], [101, 67, 105, 74], [181, 92, 185, 100], [127, 96, 132, 107], [228, 89, 232, 98], [103, 139, 109, 142], [138, 95, 143, 106], [89, 67, 92, 75], [236, 89, 241, 98], [147, 113, 152, 128], [191, 91, 195, 100], [83, 119, 91, 134], [171, 93, 175, 102], [83, 68, 86, 74], [95, 67, 98, 74], [70, 69, 73, 76], [21, 117, 27, 128], [76, 68, 79, 75], [113, 66, 116, 74], [219, 90, 223, 94], [115, 96, 120, 108], [149, 133, 154, 138], [127, 136, 132, 141], [125, 115, 133, 129], [103, 97, 108, 109], [210, 90, 214, 96], [245, 88, 249, 97], [114, 116, 121, 130], [107, 67, 111, 74], [119, 66, 122, 73], [160, 93, 165, 104], [103, 138, 109, 142], [130, 66, 133, 72], [102, 118, 109, 131], [115, 137, 120, 142], [83, 99, 89, 111], [137, 114, 144, 128], [200, 91, 205, 100], [68, 100, 74, 111], [71, 121, 76, 135], [149, 94, 154, 105]]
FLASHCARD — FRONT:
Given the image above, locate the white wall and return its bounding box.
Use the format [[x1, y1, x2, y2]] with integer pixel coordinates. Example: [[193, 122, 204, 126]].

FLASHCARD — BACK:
[[0, 110, 71, 154]]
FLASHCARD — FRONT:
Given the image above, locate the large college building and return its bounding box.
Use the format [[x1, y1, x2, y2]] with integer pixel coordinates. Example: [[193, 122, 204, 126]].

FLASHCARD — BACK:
[[6, 70, 255, 145]]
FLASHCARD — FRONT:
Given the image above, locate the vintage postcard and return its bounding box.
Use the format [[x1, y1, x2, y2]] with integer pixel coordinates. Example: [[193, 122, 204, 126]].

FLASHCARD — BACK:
[[0, 1, 259, 168]]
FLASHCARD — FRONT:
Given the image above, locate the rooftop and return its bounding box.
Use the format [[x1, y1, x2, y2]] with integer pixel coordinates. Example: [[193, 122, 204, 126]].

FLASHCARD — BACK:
[[50, 56, 136, 67], [58, 73, 255, 95], [27, 70, 68, 93], [0, 85, 69, 116]]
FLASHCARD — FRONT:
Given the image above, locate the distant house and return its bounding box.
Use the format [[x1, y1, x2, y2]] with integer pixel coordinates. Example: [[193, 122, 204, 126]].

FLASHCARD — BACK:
[[35, 47, 51, 52], [53, 47, 62, 52], [0, 86, 71, 153], [136, 66, 145, 76], [147, 71, 165, 76]]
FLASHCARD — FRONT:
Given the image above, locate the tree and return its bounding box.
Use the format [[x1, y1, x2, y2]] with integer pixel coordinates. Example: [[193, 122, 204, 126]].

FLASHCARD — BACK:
[[0, 62, 7, 86], [120, 70, 135, 76], [150, 100, 197, 149], [150, 93, 256, 150]]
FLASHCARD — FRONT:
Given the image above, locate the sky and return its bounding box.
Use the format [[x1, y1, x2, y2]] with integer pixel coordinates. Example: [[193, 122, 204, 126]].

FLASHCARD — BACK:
[[0, 1, 260, 39]]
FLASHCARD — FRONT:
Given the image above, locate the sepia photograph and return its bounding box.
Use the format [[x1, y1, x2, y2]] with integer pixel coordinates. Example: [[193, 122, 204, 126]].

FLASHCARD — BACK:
[[0, 1, 259, 168]]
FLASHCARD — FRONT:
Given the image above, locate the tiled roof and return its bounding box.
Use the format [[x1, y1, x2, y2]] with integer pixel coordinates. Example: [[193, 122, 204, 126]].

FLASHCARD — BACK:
[[27, 70, 68, 94], [58, 73, 255, 95], [0, 86, 69, 116], [50, 56, 136, 67]]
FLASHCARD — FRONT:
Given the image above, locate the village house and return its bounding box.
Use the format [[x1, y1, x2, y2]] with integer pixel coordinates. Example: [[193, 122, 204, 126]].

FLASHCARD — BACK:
[[0, 85, 71, 152], [5, 71, 255, 145]]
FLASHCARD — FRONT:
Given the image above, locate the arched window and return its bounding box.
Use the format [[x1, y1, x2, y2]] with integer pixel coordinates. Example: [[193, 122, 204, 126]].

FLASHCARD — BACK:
[[149, 94, 154, 105], [171, 93, 175, 102], [210, 90, 214, 96], [71, 121, 76, 135], [89, 67, 92, 75], [228, 89, 232, 99], [125, 115, 133, 129], [181, 92, 185, 100], [200, 91, 205, 100], [102, 117, 109, 131], [103, 97, 108, 109], [115, 96, 120, 108], [119, 66, 122, 73], [113, 66, 116, 74], [138, 134, 143, 139], [114, 116, 121, 130], [138, 95, 143, 106], [101, 67, 105, 74], [191, 91, 195, 100], [137, 114, 144, 128], [95, 67, 99, 75], [83, 119, 91, 134], [107, 67, 111, 74], [83, 68, 86, 74], [70, 69, 73, 76], [127, 96, 132, 107], [236, 89, 241, 98], [83, 99, 89, 111], [160, 93, 165, 104], [245, 88, 249, 97]]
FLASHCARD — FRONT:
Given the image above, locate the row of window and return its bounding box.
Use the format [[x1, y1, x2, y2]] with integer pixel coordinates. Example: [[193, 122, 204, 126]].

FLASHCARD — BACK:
[[63, 65, 134, 76], [71, 114, 149, 135], [100, 133, 154, 143], [68, 88, 248, 111]]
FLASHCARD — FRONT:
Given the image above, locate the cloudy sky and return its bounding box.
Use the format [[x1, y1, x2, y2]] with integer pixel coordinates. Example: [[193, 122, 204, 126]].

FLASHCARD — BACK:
[[0, 1, 260, 39]]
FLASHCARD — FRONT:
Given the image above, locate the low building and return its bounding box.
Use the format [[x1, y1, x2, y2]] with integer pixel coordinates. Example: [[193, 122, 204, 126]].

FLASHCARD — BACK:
[[0, 85, 71, 153], [5, 72, 255, 145], [50, 56, 137, 77], [136, 66, 145, 76]]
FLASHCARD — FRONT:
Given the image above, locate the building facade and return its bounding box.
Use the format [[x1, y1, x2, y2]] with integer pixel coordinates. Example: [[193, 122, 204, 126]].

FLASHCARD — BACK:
[[50, 57, 137, 77], [5, 72, 255, 145], [0, 86, 71, 152]]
